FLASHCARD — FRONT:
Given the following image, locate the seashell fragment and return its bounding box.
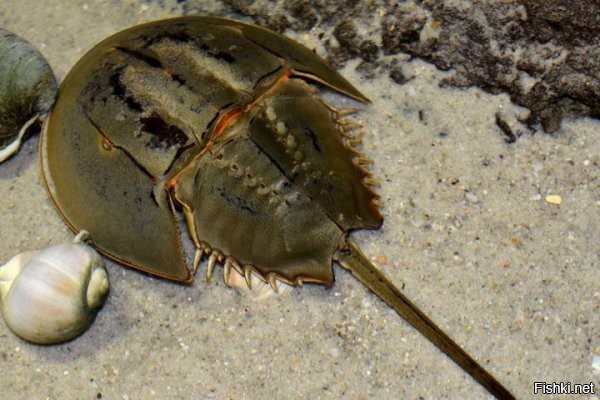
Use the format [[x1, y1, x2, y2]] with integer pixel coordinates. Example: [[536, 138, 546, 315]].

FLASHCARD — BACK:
[[0, 231, 109, 344], [545, 194, 562, 205], [0, 27, 57, 162]]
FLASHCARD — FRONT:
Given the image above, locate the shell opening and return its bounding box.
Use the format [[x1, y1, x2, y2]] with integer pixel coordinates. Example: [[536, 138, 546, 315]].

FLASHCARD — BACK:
[[86, 266, 109, 310]]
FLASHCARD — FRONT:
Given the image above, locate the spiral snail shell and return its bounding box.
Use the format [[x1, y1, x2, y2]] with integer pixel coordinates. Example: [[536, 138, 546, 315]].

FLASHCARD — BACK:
[[0, 231, 109, 344], [0, 27, 57, 162]]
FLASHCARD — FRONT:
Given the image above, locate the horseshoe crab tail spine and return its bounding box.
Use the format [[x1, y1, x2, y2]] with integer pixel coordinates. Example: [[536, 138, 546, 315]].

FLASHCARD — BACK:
[[334, 238, 515, 400]]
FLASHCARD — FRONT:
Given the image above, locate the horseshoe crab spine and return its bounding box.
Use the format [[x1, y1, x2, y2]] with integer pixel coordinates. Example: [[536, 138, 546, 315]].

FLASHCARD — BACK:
[[334, 238, 515, 400]]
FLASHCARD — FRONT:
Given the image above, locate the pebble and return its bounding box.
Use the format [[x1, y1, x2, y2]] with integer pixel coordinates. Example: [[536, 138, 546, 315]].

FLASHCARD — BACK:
[[375, 255, 388, 265], [592, 354, 600, 371], [465, 191, 479, 203], [545, 194, 562, 205], [328, 347, 340, 358]]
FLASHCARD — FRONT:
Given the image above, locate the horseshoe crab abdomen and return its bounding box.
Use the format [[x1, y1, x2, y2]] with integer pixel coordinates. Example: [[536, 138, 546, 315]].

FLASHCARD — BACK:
[[247, 78, 382, 231], [173, 134, 343, 285]]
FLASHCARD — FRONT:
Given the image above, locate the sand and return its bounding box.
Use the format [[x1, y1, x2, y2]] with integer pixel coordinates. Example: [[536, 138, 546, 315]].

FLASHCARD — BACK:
[[0, 1, 598, 399]]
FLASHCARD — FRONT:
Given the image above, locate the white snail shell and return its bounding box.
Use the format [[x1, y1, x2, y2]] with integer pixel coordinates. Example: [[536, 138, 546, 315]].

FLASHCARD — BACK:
[[0, 231, 109, 344]]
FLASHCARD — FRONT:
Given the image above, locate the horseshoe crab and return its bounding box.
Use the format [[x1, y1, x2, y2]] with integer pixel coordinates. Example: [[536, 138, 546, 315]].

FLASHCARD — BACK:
[[40, 17, 514, 399]]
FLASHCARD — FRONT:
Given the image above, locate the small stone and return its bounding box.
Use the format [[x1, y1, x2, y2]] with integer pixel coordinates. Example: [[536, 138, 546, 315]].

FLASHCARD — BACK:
[[545, 194, 562, 205], [375, 255, 388, 265], [510, 236, 522, 247], [465, 191, 479, 203], [592, 354, 600, 371], [328, 347, 340, 358]]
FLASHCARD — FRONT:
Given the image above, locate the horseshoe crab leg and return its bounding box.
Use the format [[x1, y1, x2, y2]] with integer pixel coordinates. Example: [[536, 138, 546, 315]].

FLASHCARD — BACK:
[[334, 238, 515, 400]]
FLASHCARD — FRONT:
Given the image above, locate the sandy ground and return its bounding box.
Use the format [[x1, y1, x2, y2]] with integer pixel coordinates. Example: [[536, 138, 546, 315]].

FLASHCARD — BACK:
[[0, 1, 598, 399]]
